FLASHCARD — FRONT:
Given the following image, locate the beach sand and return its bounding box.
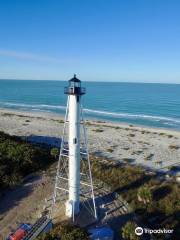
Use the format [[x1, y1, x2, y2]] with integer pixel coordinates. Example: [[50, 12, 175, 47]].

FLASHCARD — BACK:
[[0, 108, 180, 171], [0, 108, 180, 237]]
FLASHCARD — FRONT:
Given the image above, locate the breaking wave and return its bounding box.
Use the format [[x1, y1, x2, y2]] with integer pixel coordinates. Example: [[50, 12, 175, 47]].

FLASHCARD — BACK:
[[84, 108, 180, 124], [1, 101, 180, 127]]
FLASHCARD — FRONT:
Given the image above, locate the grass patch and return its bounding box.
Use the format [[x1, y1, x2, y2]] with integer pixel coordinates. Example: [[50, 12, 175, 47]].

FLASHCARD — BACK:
[[1, 113, 14, 117], [107, 148, 114, 153], [144, 153, 154, 161], [58, 119, 64, 124], [167, 134, 173, 138], [128, 133, 135, 137], [132, 150, 143, 155], [169, 145, 180, 150], [122, 158, 135, 163], [92, 128, 104, 133]]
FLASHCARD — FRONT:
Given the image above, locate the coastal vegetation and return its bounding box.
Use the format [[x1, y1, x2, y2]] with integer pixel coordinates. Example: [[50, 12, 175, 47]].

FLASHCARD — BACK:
[[0, 131, 54, 191], [92, 128, 104, 132], [90, 156, 180, 240], [37, 223, 88, 240], [58, 120, 64, 124], [128, 133, 135, 137], [144, 153, 154, 161], [50, 147, 59, 159], [121, 221, 139, 240], [137, 185, 152, 205], [0, 130, 179, 239], [106, 148, 114, 153], [169, 144, 180, 150]]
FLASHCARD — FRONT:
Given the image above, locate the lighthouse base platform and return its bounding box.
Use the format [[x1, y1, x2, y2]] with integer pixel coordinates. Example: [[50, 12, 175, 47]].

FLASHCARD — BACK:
[[65, 200, 80, 218]]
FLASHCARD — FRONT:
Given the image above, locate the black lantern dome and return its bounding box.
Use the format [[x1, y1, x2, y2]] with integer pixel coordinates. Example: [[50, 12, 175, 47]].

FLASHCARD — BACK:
[[64, 74, 86, 95]]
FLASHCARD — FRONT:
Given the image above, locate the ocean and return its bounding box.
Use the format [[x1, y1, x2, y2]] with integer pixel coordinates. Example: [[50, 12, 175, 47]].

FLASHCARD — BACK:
[[0, 80, 180, 130]]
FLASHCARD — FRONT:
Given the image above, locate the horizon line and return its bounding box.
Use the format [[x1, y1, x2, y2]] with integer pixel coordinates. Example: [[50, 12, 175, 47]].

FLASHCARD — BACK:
[[0, 78, 180, 85]]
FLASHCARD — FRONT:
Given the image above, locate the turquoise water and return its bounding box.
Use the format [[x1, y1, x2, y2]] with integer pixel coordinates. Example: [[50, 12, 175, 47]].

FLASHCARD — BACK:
[[0, 80, 180, 130]]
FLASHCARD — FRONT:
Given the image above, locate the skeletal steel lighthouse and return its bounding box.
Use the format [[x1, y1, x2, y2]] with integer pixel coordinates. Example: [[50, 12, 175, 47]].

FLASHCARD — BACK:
[[52, 75, 97, 220]]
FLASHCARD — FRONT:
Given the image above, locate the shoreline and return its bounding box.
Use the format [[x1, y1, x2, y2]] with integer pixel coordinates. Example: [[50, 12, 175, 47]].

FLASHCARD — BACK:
[[0, 107, 180, 134], [0, 107, 180, 172]]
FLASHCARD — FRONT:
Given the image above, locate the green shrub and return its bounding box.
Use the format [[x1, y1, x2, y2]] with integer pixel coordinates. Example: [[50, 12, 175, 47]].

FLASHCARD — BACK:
[[50, 148, 59, 159], [121, 221, 139, 240], [0, 131, 53, 190], [38, 224, 88, 240], [92, 128, 104, 132], [137, 185, 152, 205], [169, 145, 180, 150], [107, 148, 114, 153], [128, 134, 135, 137]]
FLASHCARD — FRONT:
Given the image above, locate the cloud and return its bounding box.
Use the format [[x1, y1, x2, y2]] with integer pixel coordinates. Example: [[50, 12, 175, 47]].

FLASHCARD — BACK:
[[0, 49, 69, 64]]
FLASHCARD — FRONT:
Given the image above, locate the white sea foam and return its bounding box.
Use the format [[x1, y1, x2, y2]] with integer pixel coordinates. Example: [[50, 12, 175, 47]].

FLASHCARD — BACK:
[[84, 108, 180, 124], [1, 102, 180, 125], [2, 102, 66, 110]]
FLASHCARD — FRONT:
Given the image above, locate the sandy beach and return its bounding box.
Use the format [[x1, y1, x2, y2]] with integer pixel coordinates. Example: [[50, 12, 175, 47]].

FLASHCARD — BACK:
[[0, 108, 180, 172]]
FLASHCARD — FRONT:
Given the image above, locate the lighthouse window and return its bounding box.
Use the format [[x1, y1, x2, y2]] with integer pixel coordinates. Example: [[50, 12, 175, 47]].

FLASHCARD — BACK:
[[73, 138, 77, 144]]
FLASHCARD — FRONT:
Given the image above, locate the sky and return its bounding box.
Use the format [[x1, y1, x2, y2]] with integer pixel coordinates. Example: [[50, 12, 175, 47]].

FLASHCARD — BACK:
[[0, 0, 180, 83]]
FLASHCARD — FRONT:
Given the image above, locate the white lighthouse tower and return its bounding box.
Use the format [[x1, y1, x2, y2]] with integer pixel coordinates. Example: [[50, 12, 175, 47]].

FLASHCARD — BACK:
[[65, 75, 84, 217], [52, 75, 97, 221]]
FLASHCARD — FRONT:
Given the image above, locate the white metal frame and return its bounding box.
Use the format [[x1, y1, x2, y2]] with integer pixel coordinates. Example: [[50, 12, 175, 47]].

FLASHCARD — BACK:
[[51, 97, 97, 221]]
